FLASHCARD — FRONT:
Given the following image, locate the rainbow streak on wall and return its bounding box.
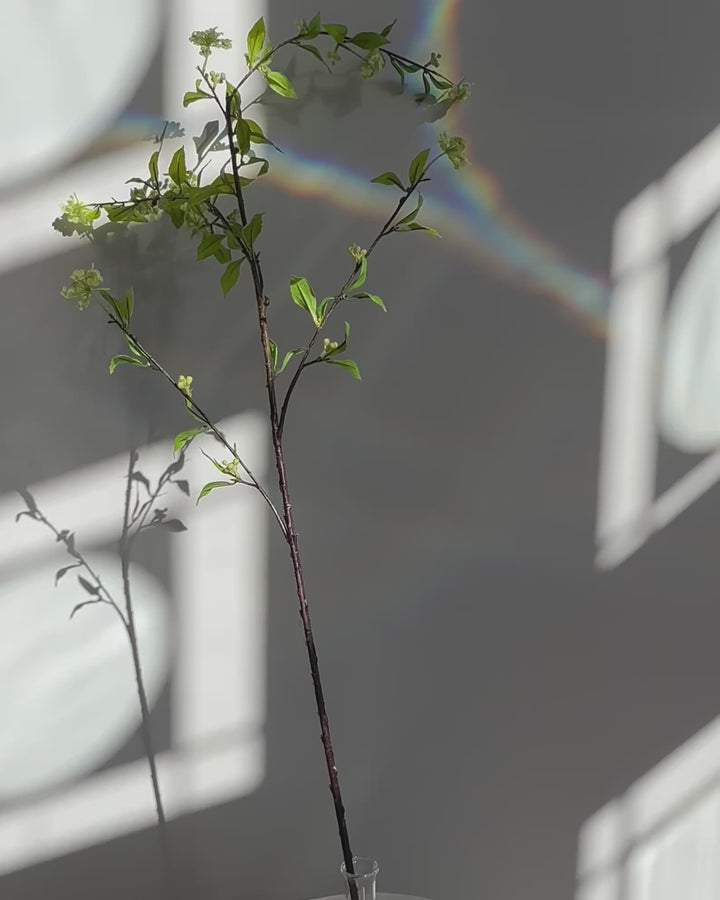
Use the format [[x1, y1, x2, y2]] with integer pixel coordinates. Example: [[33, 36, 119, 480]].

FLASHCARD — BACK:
[[96, 0, 610, 337]]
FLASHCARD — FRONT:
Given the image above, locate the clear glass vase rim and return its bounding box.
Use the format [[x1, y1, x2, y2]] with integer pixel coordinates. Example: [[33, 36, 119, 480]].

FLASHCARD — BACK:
[[340, 856, 380, 878]]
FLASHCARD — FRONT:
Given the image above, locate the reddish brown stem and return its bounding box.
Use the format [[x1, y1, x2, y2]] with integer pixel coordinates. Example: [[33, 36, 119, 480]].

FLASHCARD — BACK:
[[223, 93, 359, 900]]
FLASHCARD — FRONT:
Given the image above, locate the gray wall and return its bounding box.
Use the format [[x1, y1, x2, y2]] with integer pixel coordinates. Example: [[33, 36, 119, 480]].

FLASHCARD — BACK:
[[2, 1, 720, 898]]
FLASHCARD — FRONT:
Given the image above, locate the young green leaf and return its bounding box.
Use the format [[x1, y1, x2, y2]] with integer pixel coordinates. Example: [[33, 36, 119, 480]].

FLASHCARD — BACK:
[[117, 287, 134, 324], [390, 56, 406, 87], [349, 31, 389, 51], [197, 232, 227, 261], [268, 338, 278, 373], [245, 118, 271, 145], [395, 193, 424, 226], [348, 255, 367, 291], [148, 150, 160, 185], [168, 146, 187, 186], [394, 222, 441, 237], [277, 347, 305, 374], [327, 358, 362, 380], [289, 276, 318, 323], [408, 148, 430, 185], [296, 42, 331, 72], [427, 70, 453, 90], [381, 19, 397, 37], [246, 17, 266, 65], [197, 480, 233, 503], [304, 12, 322, 38], [318, 296, 335, 322], [174, 427, 205, 454], [109, 354, 150, 375], [350, 291, 387, 311], [221, 258, 243, 296], [371, 171, 405, 189], [323, 23, 347, 45], [265, 70, 296, 98], [183, 88, 211, 106], [236, 118, 251, 155], [241, 213, 263, 249]]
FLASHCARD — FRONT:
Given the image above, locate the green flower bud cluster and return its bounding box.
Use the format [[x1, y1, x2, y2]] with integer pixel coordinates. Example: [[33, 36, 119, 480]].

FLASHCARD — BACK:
[[177, 374, 193, 398], [348, 244, 366, 263], [322, 338, 340, 355], [218, 458, 240, 479], [60, 267, 103, 310], [438, 131, 467, 170]]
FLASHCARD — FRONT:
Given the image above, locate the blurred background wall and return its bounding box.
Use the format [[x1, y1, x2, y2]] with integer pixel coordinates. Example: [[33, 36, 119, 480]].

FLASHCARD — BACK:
[[2, 1, 720, 899]]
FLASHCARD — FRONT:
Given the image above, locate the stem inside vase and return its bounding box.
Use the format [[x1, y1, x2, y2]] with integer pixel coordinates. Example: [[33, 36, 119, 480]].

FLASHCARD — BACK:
[[341, 857, 379, 900]]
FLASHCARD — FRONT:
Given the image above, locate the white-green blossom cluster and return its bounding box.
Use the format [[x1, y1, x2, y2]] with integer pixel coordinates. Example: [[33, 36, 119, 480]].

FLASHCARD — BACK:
[[189, 27, 232, 58], [60, 267, 103, 310], [438, 132, 467, 169]]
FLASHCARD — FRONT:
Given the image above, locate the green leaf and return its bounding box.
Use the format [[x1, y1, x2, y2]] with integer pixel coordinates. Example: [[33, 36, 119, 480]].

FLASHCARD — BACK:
[[221, 258, 243, 296], [148, 150, 159, 185], [268, 338, 278, 373], [397, 59, 421, 73], [427, 70, 453, 90], [296, 42, 331, 72], [166, 202, 185, 228], [394, 221, 441, 237], [348, 255, 367, 291], [125, 334, 144, 358], [109, 354, 149, 374], [408, 148, 430, 185], [277, 347, 305, 374], [120, 287, 134, 322], [349, 31, 389, 51], [265, 70, 296, 98], [183, 88, 211, 107], [289, 276, 318, 323], [197, 480, 233, 503], [390, 57, 406, 87], [174, 427, 205, 453], [327, 358, 361, 380], [197, 232, 226, 261], [246, 17, 266, 64], [371, 171, 404, 189], [395, 193, 423, 226], [305, 12, 322, 38], [236, 118, 251, 155], [241, 213, 263, 249], [323, 23, 347, 45], [381, 19, 397, 37], [350, 291, 387, 311], [168, 146, 187, 186], [318, 296, 334, 322], [245, 118, 271, 145], [185, 174, 251, 205]]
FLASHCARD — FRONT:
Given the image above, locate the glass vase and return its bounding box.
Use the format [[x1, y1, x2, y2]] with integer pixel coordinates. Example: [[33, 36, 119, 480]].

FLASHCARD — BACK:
[[341, 857, 379, 900]]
